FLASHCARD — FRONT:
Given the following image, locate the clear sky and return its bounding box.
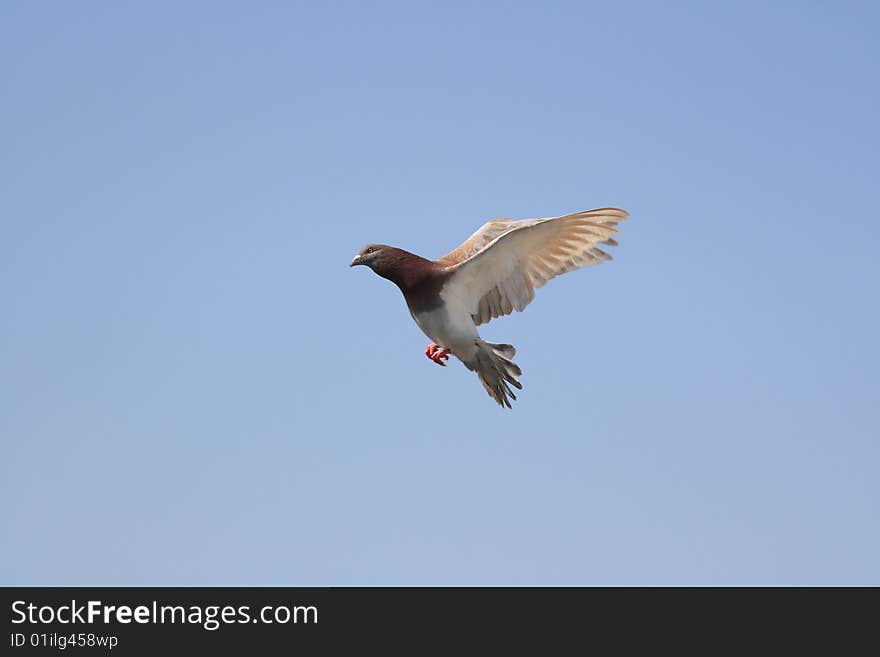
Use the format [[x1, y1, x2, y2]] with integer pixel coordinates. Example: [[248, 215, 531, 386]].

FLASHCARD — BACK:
[[2, 1, 877, 585]]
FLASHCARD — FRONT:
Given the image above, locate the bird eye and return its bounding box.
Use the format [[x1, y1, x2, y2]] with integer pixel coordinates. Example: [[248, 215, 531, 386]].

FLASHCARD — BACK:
[[366, 247, 374, 254]]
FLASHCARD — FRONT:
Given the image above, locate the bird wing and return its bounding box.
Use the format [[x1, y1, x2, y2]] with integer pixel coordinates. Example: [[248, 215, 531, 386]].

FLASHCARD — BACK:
[[439, 208, 628, 326], [436, 219, 518, 266]]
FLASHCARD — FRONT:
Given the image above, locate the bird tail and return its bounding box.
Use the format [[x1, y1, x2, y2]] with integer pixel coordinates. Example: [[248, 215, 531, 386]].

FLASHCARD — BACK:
[[464, 340, 523, 408]]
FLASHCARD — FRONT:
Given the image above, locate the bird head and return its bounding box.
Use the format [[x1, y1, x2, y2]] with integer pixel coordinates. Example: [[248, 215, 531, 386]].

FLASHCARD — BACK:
[[349, 244, 387, 271], [350, 244, 428, 287]]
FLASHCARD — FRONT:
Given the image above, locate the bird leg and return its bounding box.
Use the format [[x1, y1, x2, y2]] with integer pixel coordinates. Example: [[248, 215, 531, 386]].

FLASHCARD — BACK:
[[424, 343, 450, 366]]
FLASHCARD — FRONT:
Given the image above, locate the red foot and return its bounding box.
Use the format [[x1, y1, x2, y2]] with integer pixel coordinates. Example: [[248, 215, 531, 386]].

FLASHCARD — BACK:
[[424, 343, 450, 366]]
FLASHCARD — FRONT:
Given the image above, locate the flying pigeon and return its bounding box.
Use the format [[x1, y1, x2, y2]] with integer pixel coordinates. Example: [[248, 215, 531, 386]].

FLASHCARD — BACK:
[[350, 207, 629, 407]]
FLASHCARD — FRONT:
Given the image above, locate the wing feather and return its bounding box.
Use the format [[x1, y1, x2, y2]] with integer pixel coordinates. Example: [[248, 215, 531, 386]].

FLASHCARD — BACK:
[[439, 208, 628, 326], [436, 219, 517, 266]]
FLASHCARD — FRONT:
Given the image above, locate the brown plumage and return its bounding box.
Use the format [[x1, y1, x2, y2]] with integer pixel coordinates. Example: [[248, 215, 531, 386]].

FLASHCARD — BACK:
[[351, 207, 629, 407], [350, 246, 450, 313]]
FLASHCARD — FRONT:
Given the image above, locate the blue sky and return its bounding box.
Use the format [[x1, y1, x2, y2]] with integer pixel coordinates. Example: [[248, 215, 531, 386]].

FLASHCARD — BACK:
[[2, 1, 877, 585]]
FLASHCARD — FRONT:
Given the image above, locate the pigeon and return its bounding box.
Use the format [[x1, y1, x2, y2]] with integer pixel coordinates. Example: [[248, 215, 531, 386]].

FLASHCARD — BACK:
[[350, 207, 629, 407]]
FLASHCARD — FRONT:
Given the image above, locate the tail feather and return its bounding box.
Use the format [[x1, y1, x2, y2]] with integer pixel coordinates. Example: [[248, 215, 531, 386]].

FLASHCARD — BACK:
[[464, 340, 523, 408]]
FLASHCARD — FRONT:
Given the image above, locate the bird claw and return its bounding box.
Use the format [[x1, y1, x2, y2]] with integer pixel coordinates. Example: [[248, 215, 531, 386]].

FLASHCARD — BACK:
[[424, 343, 450, 366]]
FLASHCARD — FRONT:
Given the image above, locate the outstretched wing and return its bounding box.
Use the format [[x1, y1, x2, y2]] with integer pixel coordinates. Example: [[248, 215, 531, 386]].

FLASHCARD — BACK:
[[439, 208, 628, 326], [436, 219, 517, 267]]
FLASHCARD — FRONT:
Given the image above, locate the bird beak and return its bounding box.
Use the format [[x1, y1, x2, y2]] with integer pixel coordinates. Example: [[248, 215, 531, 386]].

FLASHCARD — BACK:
[[349, 255, 362, 267]]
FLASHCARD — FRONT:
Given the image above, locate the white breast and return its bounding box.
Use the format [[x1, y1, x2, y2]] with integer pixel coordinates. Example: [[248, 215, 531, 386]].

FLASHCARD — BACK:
[[410, 304, 479, 358]]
